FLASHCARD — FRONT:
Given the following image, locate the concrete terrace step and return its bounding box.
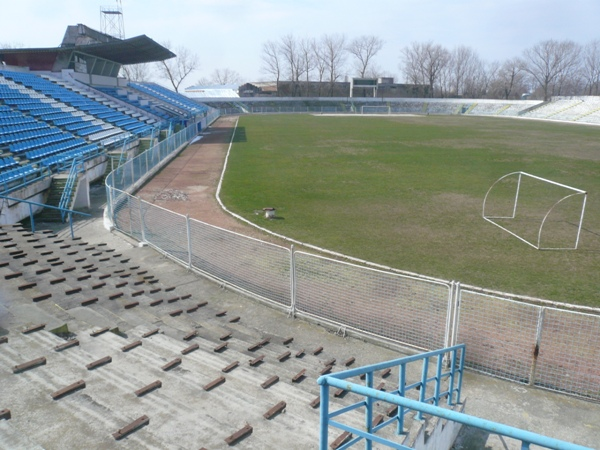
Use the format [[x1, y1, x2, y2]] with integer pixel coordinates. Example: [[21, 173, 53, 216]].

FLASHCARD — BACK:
[[0, 224, 431, 448]]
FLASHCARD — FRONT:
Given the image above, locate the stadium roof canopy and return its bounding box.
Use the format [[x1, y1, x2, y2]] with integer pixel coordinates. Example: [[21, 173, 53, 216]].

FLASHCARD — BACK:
[[0, 24, 174, 76]]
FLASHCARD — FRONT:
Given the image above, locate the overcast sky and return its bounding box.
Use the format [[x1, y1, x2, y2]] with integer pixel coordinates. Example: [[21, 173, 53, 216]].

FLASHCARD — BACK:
[[2, 0, 600, 89]]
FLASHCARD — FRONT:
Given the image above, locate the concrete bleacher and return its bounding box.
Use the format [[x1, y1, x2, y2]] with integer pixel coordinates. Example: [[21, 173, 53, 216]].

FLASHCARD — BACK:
[[0, 223, 417, 448]]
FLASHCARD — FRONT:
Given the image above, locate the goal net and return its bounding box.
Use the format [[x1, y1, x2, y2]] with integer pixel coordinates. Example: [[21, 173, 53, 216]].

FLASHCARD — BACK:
[[482, 172, 587, 250], [360, 105, 391, 115]]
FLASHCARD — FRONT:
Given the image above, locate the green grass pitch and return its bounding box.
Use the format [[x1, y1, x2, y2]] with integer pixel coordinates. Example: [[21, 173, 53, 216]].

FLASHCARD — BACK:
[[220, 114, 600, 307]]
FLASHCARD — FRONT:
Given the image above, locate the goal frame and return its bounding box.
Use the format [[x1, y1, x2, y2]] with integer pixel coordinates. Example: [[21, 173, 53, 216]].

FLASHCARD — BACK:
[[360, 105, 391, 115], [482, 171, 587, 250]]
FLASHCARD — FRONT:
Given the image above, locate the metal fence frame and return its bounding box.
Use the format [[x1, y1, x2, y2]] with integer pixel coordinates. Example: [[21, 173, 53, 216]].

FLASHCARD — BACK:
[[104, 112, 600, 402]]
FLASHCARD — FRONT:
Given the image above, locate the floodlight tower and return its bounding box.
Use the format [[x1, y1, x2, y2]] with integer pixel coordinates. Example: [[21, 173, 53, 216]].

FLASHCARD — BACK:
[[100, 0, 126, 39]]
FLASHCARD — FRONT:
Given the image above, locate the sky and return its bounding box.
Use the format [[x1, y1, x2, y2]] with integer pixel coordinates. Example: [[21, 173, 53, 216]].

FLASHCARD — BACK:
[[1, 0, 600, 90]]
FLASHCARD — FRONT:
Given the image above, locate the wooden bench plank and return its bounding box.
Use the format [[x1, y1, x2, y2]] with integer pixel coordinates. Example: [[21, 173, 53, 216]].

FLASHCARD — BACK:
[[249, 355, 265, 367], [134, 380, 162, 397], [203, 376, 225, 391], [51, 380, 86, 400], [331, 431, 352, 449], [261, 375, 279, 389], [86, 356, 112, 370], [162, 358, 182, 371], [13, 357, 46, 373], [22, 323, 45, 334], [121, 340, 142, 352], [222, 361, 239, 373], [90, 327, 109, 337], [112, 415, 149, 440], [142, 328, 160, 338], [181, 343, 199, 355], [224, 424, 252, 446], [263, 401, 286, 420], [54, 339, 80, 352], [292, 369, 306, 383]]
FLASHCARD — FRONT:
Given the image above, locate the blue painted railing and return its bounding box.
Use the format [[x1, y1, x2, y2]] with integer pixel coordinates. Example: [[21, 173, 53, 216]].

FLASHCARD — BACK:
[[0, 194, 90, 239], [317, 345, 591, 450], [59, 156, 85, 221]]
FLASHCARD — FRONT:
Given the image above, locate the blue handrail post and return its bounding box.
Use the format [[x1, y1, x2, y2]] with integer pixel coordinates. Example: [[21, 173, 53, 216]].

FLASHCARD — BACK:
[[417, 356, 429, 420], [28, 203, 35, 233], [365, 371, 374, 450], [319, 382, 329, 450], [68, 212, 74, 239], [434, 353, 443, 407], [398, 363, 406, 435]]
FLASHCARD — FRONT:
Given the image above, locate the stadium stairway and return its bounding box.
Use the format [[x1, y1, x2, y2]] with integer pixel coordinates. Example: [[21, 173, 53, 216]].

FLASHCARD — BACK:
[[0, 224, 437, 449]]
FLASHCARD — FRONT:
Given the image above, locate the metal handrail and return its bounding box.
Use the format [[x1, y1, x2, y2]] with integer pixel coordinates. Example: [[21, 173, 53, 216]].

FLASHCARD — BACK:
[[59, 156, 85, 221], [0, 193, 90, 239], [317, 344, 590, 450]]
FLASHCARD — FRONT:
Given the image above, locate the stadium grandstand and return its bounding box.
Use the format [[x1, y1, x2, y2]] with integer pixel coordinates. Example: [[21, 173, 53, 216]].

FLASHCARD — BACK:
[[1, 22, 599, 450], [0, 24, 211, 225]]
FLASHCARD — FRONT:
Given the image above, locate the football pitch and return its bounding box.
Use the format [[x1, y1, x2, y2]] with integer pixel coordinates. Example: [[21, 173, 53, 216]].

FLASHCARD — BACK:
[[220, 114, 600, 307]]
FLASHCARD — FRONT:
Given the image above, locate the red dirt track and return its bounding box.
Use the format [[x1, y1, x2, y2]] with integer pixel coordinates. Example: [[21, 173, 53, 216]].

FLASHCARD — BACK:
[[137, 116, 270, 242]]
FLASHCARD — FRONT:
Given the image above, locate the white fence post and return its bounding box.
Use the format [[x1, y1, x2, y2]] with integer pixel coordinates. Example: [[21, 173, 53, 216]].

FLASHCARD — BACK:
[[186, 214, 193, 270], [138, 199, 146, 243], [289, 244, 297, 317]]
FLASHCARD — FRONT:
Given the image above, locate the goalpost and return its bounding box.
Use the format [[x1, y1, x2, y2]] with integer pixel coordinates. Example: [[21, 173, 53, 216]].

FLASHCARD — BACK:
[[482, 171, 587, 250], [360, 105, 391, 115]]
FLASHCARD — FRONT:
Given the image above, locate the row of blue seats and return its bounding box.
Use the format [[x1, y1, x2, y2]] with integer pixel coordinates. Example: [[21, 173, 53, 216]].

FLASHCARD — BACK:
[[9, 131, 76, 153], [0, 128, 59, 146], [65, 121, 95, 132], [0, 156, 19, 170], [96, 87, 174, 119], [0, 164, 39, 185], [77, 125, 105, 137], [0, 116, 38, 126], [0, 122, 48, 137], [53, 116, 87, 127], [25, 137, 87, 160], [39, 143, 99, 168], [130, 82, 207, 114], [2, 70, 151, 137]]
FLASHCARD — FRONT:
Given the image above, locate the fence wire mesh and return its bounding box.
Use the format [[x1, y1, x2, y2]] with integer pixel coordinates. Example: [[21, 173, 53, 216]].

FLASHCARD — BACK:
[[294, 252, 450, 350], [111, 191, 143, 242], [457, 290, 540, 383], [535, 308, 600, 401], [141, 201, 189, 263], [189, 219, 291, 307]]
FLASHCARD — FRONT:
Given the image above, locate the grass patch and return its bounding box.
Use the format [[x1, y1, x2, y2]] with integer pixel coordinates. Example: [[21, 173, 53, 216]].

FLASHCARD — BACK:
[[50, 324, 74, 340], [221, 115, 600, 306]]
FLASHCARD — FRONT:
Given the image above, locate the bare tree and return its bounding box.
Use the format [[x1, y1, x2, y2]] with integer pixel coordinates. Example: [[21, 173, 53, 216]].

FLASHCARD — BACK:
[[156, 42, 199, 93], [520, 39, 581, 101], [261, 40, 282, 95], [211, 68, 242, 85], [401, 41, 450, 97], [582, 40, 600, 95], [488, 58, 526, 99], [321, 34, 347, 96], [121, 63, 154, 82], [449, 46, 482, 97], [312, 39, 328, 96], [347, 35, 384, 78], [279, 34, 304, 96], [299, 38, 315, 96]]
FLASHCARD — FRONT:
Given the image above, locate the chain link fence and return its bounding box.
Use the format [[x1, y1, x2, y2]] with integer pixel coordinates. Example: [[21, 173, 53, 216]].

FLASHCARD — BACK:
[[294, 252, 451, 350], [105, 113, 600, 402]]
